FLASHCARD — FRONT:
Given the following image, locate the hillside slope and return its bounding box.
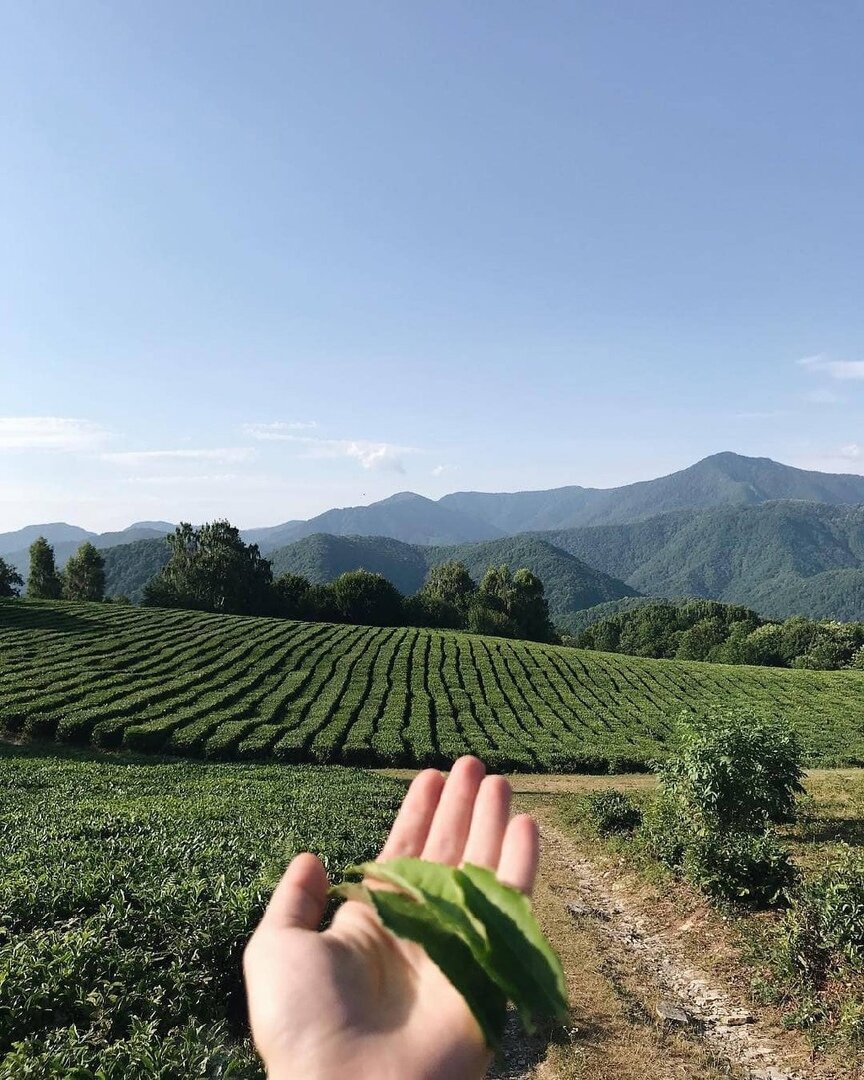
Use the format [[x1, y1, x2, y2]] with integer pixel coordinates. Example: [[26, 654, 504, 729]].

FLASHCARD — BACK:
[[440, 452, 864, 532], [266, 491, 502, 547], [267, 532, 638, 617], [2, 600, 863, 771], [539, 501, 864, 619]]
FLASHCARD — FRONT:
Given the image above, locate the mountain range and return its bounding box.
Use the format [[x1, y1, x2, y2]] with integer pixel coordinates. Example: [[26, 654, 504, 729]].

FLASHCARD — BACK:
[[5, 452, 864, 623]]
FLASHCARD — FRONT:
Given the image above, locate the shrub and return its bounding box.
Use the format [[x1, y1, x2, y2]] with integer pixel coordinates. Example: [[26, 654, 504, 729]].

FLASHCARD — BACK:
[[660, 709, 804, 834], [681, 830, 798, 907], [586, 790, 643, 836], [781, 846, 864, 984], [640, 710, 804, 908]]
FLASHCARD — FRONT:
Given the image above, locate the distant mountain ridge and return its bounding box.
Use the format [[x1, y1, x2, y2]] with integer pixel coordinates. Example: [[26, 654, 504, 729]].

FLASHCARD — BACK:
[[439, 452, 864, 532], [7, 453, 864, 554]]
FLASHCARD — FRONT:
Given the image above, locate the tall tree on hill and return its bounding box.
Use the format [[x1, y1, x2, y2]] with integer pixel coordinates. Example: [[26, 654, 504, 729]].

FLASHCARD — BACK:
[[62, 542, 106, 601], [467, 564, 559, 644], [421, 561, 476, 610], [0, 557, 24, 598], [143, 521, 273, 615], [330, 569, 404, 626], [511, 568, 558, 644], [27, 537, 62, 600]]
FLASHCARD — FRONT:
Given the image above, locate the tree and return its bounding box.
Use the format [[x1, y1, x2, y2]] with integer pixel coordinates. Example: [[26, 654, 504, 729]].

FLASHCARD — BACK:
[[62, 542, 106, 601], [272, 572, 315, 619], [27, 537, 62, 600], [0, 557, 23, 598], [511, 568, 558, 644], [421, 562, 476, 611], [143, 521, 273, 615], [330, 570, 404, 626]]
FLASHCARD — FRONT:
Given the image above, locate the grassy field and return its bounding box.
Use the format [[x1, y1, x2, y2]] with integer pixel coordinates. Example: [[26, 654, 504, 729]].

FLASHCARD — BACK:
[[0, 744, 402, 1076], [3, 599, 864, 771]]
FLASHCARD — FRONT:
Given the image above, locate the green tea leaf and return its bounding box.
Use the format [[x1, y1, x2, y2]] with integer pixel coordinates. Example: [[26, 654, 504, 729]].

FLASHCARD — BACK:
[[457, 863, 569, 1031], [335, 857, 569, 1047], [365, 888, 507, 1050], [346, 858, 486, 953]]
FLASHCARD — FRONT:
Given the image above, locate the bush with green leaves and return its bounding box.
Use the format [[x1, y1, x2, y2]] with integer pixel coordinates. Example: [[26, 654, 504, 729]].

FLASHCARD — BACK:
[[659, 709, 805, 834], [585, 790, 643, 836], [681, 829, 797, 906], [642, 710, 804, 907], [781, 846, 864, 986]]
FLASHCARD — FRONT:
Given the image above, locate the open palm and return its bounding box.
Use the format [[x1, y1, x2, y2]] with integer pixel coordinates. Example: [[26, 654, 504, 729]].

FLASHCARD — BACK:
[[244, 756, 539, 1079]]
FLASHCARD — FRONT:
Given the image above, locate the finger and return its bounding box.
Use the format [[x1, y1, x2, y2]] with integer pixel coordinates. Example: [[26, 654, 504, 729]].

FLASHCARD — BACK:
[[497, 814, 539, 895], [461, 774, 512, 869], [379, 768, 445, 860], [258, 853, 328, 931], [422, 755, 486, 864]]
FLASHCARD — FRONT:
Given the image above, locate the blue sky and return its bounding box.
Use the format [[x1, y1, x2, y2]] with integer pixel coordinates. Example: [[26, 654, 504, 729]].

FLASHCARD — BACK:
[[2, 1, 863, 531]]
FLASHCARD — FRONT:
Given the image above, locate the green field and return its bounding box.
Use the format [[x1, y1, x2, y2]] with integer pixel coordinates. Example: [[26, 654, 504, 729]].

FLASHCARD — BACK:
[[3, 600, 864, 770], [0, 745, 402, 1076]]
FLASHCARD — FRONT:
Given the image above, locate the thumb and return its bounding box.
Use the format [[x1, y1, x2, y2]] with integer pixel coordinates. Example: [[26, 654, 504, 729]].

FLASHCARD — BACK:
[[260, 852, 329, 931]]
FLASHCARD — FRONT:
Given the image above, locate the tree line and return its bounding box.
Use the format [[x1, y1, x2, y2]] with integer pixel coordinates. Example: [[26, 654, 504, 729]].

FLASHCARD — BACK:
[[0, 539, 106, 603], [571, 599, 864, 671], [2, 522, 559, 644]]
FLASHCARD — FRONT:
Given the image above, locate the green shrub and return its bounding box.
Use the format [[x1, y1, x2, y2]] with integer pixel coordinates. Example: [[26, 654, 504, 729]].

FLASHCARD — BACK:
[[782, 846, 864, 984], [640, 710, 804, 908], [681, 830, 798, 907], [586, 790, 643, 836], [661, 709, 804, 833]]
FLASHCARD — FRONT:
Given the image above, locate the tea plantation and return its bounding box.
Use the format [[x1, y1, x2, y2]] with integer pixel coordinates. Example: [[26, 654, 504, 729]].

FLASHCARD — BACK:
[[0, 746, 403, 1076], [3, 600, 864, 770]]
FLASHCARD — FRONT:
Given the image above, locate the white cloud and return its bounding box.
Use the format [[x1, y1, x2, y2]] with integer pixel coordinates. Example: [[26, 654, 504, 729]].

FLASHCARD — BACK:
[[0, 417, 110, 451], [101, 447, 257, 466], [431, 464, 459, 477], [306, 438, 417, 473], [242, 421, 319, 439], [840, 443, 863, 460], [798, 355, 864, 380], [243, 427, 419, 473]]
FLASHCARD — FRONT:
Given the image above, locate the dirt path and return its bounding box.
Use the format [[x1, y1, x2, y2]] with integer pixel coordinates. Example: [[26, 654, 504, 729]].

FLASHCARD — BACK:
[[489, 814, 842, 1080]]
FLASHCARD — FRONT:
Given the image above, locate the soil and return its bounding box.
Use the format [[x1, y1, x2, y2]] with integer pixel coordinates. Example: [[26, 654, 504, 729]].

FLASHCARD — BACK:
[[488, 810, 850, 1080]]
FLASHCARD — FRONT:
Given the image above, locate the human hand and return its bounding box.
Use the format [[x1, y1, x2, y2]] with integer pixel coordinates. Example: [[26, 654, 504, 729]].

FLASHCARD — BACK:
[[243, 756, 539, 1080]]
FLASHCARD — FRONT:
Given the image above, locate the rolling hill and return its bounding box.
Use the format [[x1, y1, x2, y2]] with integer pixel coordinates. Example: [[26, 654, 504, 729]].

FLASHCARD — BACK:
[[538, 501, 864, 619], [3, 599, 864, 771]]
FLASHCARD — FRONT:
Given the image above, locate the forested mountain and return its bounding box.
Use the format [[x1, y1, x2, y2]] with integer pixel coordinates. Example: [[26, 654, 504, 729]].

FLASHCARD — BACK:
[[269, 534, 429, 593], [104, 531, 637, 615], [4, 524, 173, 581], [252, 492, 502, 549], [539, 501, 864, 619], [440, 452, 864, 532]]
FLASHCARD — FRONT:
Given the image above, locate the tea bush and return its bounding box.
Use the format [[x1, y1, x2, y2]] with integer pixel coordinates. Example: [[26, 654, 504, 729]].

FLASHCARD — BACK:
[[585, 790, 643, 836]]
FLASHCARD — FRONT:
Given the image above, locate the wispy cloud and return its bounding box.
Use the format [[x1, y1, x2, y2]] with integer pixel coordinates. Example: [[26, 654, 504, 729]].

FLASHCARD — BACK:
[[242, 421, 318, 439], [798, 355, 864, 380], [840, 443, 863, 461], [101, 447, 257, 466], [0, 417, 110, 451], [431, 464, 459, 477], [732, 410, 787, 421], [244, 425, 419, 473], [303, 438, 418, 473]]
